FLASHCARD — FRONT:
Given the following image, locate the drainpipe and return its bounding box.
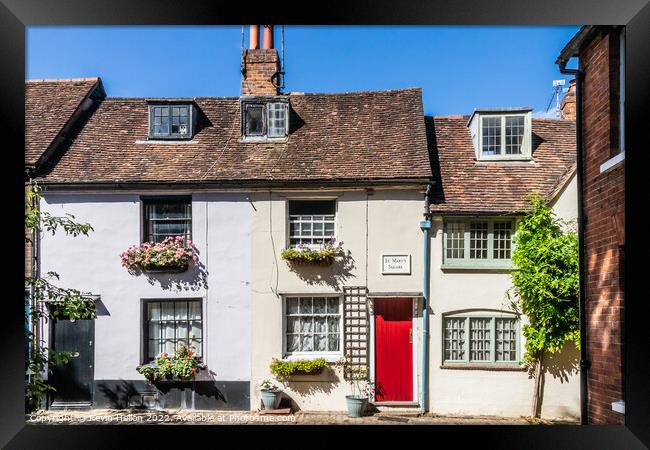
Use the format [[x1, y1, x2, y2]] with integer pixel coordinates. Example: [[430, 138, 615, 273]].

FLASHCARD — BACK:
[[558, 59, 588, 425], [419, 181, 434, 415]]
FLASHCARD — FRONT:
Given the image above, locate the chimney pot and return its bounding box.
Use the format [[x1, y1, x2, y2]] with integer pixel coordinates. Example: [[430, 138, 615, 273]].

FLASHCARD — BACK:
[[250, 25, 260, 49], [263, 25, 274, 49]]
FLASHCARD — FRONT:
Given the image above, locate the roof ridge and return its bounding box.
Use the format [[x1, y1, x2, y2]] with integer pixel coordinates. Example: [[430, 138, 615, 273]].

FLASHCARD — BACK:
[[26, 77, 100, 83], [289, 87, 422, 96]]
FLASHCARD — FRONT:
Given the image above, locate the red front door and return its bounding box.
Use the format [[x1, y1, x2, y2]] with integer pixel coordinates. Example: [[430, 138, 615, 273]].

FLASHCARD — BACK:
[[374, 298, 413, 401]]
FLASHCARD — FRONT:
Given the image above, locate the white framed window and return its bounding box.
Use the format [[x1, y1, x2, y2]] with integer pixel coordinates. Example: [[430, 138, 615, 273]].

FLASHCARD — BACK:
[[283, 295, 343, 360], [442, 311, 520, 365], [288, 200, 336, 247], [443, 218, 516, 268], [468, 109, 532, 161], [267, 102, 288, 138]]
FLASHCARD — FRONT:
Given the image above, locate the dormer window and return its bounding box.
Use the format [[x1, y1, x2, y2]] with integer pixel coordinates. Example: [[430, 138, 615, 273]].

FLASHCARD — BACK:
[[468, 108, 532, 161], [241, 99, 288, 140], [148, 102, 196, 140]]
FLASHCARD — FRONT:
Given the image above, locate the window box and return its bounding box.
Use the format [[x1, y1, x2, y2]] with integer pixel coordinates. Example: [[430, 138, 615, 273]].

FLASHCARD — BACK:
[[136, 342, 205, 383], [281, 242, 344, 266], [121, 237, 198, 273], [269, 357, 329, 383], [142, 263, 189, 274]]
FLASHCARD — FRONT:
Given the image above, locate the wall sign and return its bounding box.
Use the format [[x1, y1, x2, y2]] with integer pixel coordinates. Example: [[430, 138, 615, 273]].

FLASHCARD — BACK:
[[382, 254, 411, 275]]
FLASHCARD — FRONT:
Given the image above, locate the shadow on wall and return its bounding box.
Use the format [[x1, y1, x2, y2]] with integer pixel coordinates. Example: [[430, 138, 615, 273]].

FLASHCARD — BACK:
[[96, 380, 142, 409], [286, 251, 356, 290], [528, 342, 580, 418], [128, 260, 209, 291], [280, 369, 342, 412]]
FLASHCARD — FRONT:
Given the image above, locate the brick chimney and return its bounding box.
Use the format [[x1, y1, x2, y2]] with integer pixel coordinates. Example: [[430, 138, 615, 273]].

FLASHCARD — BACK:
[[242, 25, 280, 96], [560, 79, 576, 120]]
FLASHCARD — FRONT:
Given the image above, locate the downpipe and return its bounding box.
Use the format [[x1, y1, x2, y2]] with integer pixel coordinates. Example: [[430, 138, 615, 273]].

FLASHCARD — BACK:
[[419, 182, 434, 415], [559, 60, 589, 425]]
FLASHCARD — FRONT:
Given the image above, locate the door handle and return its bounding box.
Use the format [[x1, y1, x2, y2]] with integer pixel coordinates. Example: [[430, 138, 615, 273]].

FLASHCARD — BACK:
[[89, 340, 93, 347], [409, 328, 413, 343]]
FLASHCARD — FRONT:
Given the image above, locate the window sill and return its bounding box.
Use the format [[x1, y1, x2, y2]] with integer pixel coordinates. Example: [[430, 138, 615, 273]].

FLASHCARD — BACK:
[[240, 136, 288, 143], [441, 263, 515, 272], [440, 364, 525, 372], [136, 139, 198, 145], [476, 156, 533, 163], [283, 354, 342, 363], [599, 151, 625, 174]]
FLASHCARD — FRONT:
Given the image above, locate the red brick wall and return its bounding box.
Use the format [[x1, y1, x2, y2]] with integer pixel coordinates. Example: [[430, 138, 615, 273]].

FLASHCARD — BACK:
[[580, 28, 625, 425], [241, 49, 280, 96]]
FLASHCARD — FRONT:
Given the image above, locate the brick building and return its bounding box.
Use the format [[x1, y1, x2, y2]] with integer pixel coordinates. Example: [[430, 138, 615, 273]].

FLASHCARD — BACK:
[[557, 25, 626, 425]]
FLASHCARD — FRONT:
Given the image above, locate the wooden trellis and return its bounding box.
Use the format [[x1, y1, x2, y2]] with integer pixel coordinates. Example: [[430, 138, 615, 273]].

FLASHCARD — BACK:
[[342, 286, 369, 381]]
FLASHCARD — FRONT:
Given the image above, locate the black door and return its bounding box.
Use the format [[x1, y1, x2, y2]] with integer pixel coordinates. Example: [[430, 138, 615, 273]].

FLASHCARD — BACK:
[[49, 318, 94, 408]]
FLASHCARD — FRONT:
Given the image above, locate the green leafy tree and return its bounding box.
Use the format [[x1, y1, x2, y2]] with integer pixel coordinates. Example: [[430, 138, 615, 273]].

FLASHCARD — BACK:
[[507, 194, 579, 418], [25, 181, 96, 412]]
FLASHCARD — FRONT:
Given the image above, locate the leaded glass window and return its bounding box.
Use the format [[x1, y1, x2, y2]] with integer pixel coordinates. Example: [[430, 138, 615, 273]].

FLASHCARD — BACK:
[[288, 200, 336, 247], [443, 317, 466, 361], [144, 299, 202, 362], [242, 100, 289, 139], [285, 296, 341, 355], [143, 197, 192, 243], [443, 314, 519, 365], [469, 221, 488, 259], [496, 318, 518, 361], [469, 318, 491, 361], [267, 102, 287, 138]]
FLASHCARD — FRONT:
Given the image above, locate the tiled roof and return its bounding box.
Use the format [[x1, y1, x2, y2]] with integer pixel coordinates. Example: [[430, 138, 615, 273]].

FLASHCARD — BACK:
[[426, 116, 576, 214], [25, 78, 101, 167], [37, 88, 432, 185]]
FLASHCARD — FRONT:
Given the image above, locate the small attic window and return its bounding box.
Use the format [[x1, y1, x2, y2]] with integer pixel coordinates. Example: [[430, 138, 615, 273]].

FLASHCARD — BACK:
[[241, 99, 288, 140], [148, 103, 196, 140], [468, 109, 532, 161]]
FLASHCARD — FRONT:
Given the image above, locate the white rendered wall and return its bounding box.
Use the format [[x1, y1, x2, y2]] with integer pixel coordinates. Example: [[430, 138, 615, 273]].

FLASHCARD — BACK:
[[427, 175, 580, 420], [249, 188, 425, 411], [39, 192, 251, 382]]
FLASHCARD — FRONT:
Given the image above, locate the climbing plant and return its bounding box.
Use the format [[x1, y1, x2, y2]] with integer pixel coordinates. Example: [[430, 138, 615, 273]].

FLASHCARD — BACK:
[[25, 181, 96, 412], [506, 194, 579, 418]]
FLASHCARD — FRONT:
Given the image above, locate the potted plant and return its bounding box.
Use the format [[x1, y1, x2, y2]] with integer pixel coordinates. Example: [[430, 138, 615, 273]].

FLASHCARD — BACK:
[[336, 356, 373, 418], [280, 240, 344, 267], [120, 236, 199, 274], [259, 379, 283, 410]]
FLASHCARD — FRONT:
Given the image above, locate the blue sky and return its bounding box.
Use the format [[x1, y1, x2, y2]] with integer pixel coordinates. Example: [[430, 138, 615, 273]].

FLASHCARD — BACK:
[[27, 26, 579, 116]]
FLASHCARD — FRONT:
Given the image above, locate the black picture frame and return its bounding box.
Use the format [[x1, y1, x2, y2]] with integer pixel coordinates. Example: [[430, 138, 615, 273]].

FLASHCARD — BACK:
[[3, 0, 649, 448]]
